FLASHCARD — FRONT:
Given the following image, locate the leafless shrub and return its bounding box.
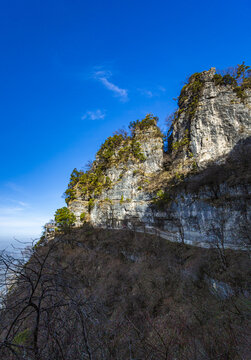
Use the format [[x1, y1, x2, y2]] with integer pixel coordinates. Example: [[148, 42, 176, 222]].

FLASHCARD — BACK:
[[0, 228, 250, 359]]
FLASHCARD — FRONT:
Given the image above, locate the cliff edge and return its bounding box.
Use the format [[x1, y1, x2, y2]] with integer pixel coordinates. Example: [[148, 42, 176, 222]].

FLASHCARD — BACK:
[[64, 67, 251, 248]]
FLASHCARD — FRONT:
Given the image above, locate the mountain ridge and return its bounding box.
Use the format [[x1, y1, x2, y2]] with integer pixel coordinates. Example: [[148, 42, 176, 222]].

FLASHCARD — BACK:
[[59, 66, 251, 248]]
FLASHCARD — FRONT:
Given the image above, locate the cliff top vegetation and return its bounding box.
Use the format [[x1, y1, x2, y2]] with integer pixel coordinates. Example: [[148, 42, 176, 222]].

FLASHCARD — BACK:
[[64, 114, 162, 204], [64, 63, 250, 212], [165, 62, 250, 154]]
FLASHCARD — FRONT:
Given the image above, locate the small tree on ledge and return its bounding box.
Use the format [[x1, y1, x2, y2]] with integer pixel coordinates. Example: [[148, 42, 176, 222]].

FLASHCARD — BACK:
[[129, 113, 160, 136], [54, 207, 76, 233]]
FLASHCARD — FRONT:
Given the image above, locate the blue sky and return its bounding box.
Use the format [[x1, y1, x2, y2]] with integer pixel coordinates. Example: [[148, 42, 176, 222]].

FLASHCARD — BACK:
[[0, 0, 250, 248]]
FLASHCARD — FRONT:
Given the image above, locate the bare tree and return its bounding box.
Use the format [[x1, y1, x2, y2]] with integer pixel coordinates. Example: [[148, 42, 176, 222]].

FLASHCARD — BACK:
[[0, 239, 102, 360], [206, 210, 229, 270]]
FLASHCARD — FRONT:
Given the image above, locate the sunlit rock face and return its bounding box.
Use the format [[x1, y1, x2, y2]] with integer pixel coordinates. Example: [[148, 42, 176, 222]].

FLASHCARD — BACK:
[[69, 69, 251, 248], [69, 124, 163, 227], [172, 68, 251, 168]]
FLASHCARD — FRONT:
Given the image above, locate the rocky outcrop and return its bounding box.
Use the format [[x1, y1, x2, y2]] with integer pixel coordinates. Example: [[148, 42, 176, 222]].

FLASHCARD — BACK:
[[172, 68, 251, 167], [68, 68, 251, 248], [69, 123, 163, 227]]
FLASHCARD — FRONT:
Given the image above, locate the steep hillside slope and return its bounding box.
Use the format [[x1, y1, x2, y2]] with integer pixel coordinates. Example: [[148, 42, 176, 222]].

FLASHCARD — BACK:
[[0, 227, 250, 359]]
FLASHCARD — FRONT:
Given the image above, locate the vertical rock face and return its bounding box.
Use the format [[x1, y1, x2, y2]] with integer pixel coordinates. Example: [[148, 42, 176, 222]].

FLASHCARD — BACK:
[[172, 68, 251, 167], [68, 121, 163, 227], [68, 69, 251, 248], [134, 126, 163, 173], [90, 125, 163, 227]]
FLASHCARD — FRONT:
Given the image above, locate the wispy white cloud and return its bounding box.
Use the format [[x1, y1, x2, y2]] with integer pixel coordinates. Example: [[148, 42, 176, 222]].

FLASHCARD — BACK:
[[16, 201, 29, 207], [138, 85, 166, 98], [98, 77, 128, 101], [93, 69, 128, 102], [81, 109, 106, 121], [158, 85, 166, 93], [8, 199, 29, 207], [0, 200, 29, 216], [138, 89, 154, 98]]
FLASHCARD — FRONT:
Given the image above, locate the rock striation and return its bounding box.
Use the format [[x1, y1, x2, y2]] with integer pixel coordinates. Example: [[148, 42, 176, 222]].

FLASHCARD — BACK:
[[67, 68, 251, 248]]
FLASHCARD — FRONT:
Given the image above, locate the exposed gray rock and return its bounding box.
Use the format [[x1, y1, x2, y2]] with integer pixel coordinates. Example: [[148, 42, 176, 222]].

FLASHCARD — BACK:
[[69, 69, 251, 248], [205, 276, 234, 299], [172, 68, 251, 168]]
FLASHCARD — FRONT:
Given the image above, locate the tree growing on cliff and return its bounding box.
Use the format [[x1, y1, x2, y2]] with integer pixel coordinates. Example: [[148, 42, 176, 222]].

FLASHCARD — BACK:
[[236, 62, 250, 85], [129, 113, 159, 136], [54, 207, 76, 233]]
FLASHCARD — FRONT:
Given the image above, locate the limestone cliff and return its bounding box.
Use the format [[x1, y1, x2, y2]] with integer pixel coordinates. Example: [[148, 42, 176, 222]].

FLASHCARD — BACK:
[[66, 67, 251, 248], [68, 116, 163, 227], [172, 68, 251, 167]]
